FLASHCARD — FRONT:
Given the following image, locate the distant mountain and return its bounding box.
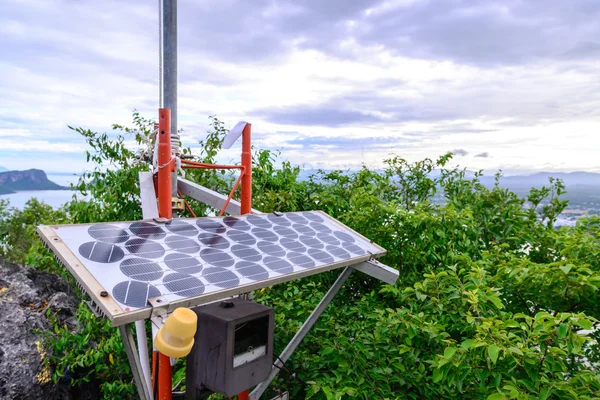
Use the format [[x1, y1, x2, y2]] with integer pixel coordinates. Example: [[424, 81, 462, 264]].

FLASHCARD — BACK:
[[0, 166, 7, 172], [0, 169, 66, 195], [299, 168, 600, 186], [480, 171, 600, 188]]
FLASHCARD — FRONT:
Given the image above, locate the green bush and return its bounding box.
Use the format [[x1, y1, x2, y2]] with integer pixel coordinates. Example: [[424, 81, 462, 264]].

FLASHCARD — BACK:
[[1, 112, 598, 399]]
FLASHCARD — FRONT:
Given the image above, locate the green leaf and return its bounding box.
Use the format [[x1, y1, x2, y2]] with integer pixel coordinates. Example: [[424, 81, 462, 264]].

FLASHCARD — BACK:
[[321, 347, 335, 356], [575, 318, 594, 330], [461, 339, 475, 349], [487, 295, 504, 309], [443, 347, 457, 360], [487, 393, 506, 400], [488, 345, 500, 364], [559, 265, 572, 275], [558, 323, 568, 339], [539, 387, 552, 400]]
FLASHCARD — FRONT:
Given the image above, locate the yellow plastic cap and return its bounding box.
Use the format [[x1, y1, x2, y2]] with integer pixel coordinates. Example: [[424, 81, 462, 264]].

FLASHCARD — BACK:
[[154, 307, 198, 358]]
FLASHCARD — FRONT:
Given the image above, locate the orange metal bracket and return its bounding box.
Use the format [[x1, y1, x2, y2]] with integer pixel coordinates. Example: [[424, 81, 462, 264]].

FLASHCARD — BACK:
[[158, 108, 174, 220], [240, 123, 252, 215]]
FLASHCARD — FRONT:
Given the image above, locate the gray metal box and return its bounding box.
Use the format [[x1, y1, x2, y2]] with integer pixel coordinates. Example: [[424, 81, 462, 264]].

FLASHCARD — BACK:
[[186, 299, 274, 398]]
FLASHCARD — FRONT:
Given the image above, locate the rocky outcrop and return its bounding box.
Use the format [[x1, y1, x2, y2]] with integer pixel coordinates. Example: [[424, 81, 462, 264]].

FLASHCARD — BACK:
[[0, 257, 77, 399], [0, 169, 65, 194]]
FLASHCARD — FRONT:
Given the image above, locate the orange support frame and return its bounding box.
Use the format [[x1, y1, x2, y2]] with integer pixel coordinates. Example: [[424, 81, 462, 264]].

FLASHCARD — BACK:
[[240, 123, 252, 215], [179, 122, 253, 217], [155, 114, 254, 399], [158, 108, 174, 220]]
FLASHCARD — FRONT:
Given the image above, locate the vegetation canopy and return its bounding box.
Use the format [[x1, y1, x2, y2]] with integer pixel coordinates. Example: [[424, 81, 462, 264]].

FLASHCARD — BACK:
[[1, 112, 599, 399]]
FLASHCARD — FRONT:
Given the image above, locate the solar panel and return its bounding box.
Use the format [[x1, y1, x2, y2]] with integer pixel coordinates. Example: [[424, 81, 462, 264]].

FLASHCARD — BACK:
[[38, 211, 385, 325]]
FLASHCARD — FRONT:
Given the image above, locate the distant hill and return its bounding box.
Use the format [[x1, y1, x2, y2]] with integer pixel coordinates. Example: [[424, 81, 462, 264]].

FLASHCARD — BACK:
[[299, 169, 600, 186], [479, 171, 600, 188], [0, 166, 7, 172], [0, 169, 66, 195]]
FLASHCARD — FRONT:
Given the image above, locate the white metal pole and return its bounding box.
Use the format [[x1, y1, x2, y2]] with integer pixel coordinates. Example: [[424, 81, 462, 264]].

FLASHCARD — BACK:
[[135, 320, 153, 395]]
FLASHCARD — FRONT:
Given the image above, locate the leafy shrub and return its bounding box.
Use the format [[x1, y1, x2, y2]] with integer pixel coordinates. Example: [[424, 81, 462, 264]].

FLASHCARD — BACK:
[[1, 112, 598, 399]]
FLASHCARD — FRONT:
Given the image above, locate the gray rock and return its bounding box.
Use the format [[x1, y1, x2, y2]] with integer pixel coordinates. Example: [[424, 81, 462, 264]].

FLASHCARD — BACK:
[[0, 256, 77, 399]]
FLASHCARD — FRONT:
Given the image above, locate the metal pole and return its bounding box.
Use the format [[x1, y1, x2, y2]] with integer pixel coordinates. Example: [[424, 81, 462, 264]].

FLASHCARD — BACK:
[[162, 0, 177, 136], [119, 324, 152, 400], [250, 267, 354, 399]]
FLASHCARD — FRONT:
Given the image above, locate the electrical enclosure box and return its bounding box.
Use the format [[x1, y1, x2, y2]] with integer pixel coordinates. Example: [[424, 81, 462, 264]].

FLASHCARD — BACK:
[[186, 299, 274, 398]]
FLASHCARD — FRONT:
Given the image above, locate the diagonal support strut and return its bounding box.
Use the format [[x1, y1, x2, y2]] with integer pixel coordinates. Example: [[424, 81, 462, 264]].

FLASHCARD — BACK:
[[249, 266, 354, 399]]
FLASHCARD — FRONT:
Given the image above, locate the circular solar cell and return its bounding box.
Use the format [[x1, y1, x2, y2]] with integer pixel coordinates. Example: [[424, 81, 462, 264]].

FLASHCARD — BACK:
[[120, 258, 163, 281], [257, 241, 286, 257], [130, 222, 166, 240], [202, 267, 240, 288], [299, 235, 324, 249], [308, 248, 335, 264], [200, 248, 235, 268], [226, 230, 256, 246], [196, 219, 226, 233], [263, 256, 294, 274], [223, 216, 251, 230], [287, 252, 315, 269], [113, 281, 160, 308], [231, 245, 262, 262], [165, 235, 200, 254], [165, 220, 198, 237], [79, 241, 125, 263], [124, 238, 165, 259], [333, 231, 355, 243], [326, 245, 351, 259], [273, 225, 298, 239], [235, 261, 269, 281], [317, 232, 340, 246], [293, 224, 316, 236], [268, 213, 291, 226], [246, 215, 272, 228], [88, 224, 129, 243], [163, 273, 205, 297], [280, 238, 306, 253], [303, 212, 324, 222], [344, 243, 366, 255], [286, 213, 308, 224], [198, 233, 230, 249], [164, 253, 203, 274], [252, 228, 278, 242], [310, 222, 332, 234]]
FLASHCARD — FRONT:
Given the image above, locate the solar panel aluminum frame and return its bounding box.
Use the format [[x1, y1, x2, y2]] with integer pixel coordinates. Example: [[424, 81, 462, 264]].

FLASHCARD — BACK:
[[37, 211, 386, 327]]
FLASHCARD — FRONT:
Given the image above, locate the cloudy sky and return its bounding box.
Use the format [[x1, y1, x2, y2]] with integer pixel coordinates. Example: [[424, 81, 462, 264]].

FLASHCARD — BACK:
[[1, 0, 599, 175]]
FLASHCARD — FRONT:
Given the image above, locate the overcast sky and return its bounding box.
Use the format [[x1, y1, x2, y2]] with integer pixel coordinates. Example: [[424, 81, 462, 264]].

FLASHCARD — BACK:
[[1, 0, 599, 175]]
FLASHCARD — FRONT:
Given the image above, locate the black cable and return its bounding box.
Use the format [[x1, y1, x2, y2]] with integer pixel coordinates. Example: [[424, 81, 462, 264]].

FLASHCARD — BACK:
[[273, 355, 308, 387]]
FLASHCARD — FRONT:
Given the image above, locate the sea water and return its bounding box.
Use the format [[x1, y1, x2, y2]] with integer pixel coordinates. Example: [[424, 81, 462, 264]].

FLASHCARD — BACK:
[[0, 174, 83, 210]]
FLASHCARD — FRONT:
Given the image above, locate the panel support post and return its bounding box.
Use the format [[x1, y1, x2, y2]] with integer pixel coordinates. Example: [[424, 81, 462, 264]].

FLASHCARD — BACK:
[[158, 108, 173, 220], [249, 267, 354, 399], [119, 324, 152, 400], [240, 123, 252, 215]]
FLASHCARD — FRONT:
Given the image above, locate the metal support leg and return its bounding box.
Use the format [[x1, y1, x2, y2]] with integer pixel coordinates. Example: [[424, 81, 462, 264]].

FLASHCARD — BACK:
[[249, 267, 354, 400], [119, 324, 153, 400], [135, 320, 153, 395]]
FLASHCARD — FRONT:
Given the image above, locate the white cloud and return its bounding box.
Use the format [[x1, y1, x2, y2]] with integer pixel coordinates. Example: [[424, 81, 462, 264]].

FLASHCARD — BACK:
[[0, 0, 599, 176]]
